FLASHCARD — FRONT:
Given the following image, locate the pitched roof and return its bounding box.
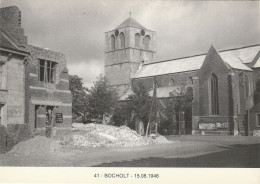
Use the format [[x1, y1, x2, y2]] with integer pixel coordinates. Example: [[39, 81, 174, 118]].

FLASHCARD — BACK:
[[117, 17, 146, 29], [133, 44, 259, 79], [133, 55, 205, 78], [0, 29, 28, 53], [219, 45, 260, 64]]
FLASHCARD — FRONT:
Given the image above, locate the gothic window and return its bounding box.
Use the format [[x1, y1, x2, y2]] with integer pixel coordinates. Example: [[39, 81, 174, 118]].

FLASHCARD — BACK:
[[245, 75, 249, 97], [211, 73, 219, 115], [143, 35, 151, 50], [0, 104, 3, 125], [0, 64, 3, 89], [135, 33, 141, 47], [169, 79, 175, 86], [111, 35, 115, 50], [188, 77, 193, 85], [120, 32, 125, 48], [39, 59, 57, 83]]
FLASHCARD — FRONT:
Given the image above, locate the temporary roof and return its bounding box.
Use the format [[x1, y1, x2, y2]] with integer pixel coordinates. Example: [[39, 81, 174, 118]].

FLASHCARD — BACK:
[[133, 45, 260, 79], [117, 17, 146, 30], [133, 55, 205, 79], [219, 45, 260, 64]]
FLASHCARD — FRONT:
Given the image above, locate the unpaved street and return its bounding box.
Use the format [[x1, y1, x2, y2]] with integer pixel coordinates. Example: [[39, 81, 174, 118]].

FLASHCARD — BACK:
[[0, 135, 259, 167]]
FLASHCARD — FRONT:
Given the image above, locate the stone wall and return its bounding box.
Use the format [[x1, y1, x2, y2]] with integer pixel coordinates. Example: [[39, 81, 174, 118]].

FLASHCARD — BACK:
[[25, 45, 72, 130]]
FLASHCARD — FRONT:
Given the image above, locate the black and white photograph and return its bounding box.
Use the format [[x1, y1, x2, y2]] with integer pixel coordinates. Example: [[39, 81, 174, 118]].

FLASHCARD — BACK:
[[0, 0, 260, 183]]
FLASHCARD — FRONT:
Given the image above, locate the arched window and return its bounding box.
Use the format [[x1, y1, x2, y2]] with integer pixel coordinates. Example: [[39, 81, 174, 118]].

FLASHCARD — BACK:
[[169, 79, 175, 86], [143, 35, 151, 50], [111, 35, 115, 50], [188, 77, 193, 85], [211, 74, 219, 115], [120, 32, 125, 48], [245, 75, 249, 97], [135, 33, 141, 47]]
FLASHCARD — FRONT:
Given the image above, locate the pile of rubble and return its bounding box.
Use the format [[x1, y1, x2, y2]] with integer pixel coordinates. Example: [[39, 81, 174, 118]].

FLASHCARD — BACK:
[[8, 136, 61, 156], [62, 123, 172, 148]]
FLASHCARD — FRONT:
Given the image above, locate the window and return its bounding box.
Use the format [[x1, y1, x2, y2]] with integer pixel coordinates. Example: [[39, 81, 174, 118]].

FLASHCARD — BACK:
[[0, 104, 4, 125], [188, 77, 193, 85], [135, 33, 140, 47], [169, 79, 175, 86], [211, 73, 219, 115], [245, 75, 249, 97], [0, 64, 3, 89], [111, 35, 115, 50], [256, 114, 260, 126], [143, 35, 151, 50], [39, 59, 57, 83], [120, 32, 125, 48]]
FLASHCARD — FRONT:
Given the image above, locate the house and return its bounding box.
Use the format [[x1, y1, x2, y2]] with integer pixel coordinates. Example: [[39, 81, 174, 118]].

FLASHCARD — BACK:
[[0, 6, 72, 138]]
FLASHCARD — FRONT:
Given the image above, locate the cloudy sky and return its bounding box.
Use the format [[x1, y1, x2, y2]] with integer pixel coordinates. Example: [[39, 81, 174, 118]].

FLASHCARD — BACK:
[[2, 0, 260, 87]]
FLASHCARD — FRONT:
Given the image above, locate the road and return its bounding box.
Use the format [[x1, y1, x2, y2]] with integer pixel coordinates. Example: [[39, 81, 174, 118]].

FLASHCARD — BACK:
[[0, 135, 259, 167]]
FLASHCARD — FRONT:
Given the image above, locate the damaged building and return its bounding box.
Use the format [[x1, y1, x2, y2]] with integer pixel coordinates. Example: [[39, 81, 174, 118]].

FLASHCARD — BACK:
[[0, 6, 72, 138], [105, 16, 260, 136]]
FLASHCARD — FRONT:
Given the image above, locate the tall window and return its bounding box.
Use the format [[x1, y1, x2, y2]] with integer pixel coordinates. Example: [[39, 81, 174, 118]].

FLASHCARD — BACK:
[[169, 79, 175, 86], [0, 104, 3, 125], [211, 74, 219, 115], [111, 35, 115, 50], [245, 75, 249, 97], [143, 35, 151, 50], [39, 59, 57, 83], [135, 33, 140, 47], [0, 64, 3, 89], [120, 32, 125, 48], [188, 77, 193, 85], [257, 114, 260, 126]]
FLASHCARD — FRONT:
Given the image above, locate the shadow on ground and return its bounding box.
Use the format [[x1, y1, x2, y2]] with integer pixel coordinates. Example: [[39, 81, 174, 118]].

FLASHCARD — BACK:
[[93, 144, 260, 167]]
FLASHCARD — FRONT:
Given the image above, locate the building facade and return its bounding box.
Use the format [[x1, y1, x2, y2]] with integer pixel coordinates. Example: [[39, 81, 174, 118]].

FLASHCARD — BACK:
[[106, 17, 260, 136], [0, 6, 72, 136]]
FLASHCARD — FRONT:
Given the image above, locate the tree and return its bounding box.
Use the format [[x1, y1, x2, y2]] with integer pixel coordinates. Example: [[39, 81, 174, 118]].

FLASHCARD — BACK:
[[69, 75, 89, 122], [127, 82, 152, 131], [160, 86, 193, 134], [87, 75, 118, 121]]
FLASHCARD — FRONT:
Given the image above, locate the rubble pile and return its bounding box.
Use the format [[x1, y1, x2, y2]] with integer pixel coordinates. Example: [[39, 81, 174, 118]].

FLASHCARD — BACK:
[[62, 123, 172, 148], [8, 136, 61, 156]]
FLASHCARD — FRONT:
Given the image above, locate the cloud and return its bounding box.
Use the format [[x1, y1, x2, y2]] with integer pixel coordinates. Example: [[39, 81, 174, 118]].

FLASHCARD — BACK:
[[67, 60, 104, 88], [2, 0, 260, 86]]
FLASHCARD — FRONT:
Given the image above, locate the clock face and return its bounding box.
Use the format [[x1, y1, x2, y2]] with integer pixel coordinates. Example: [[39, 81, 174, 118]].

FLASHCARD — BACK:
[[115, 29, 119, 36], [141, 29, 145, 36]]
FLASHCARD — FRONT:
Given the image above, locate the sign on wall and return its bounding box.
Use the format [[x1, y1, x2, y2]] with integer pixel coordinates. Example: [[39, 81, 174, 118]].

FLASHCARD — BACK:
[[56, 113, 63, 123], [199, 122, 228, 130]]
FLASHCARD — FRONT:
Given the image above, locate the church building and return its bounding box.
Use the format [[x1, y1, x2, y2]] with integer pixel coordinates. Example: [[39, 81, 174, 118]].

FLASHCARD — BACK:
[[105, 16, 260, 136]]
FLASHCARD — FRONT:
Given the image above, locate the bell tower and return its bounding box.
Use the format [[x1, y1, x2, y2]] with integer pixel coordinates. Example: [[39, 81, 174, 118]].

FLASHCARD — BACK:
[[104, 16, 156, 96]]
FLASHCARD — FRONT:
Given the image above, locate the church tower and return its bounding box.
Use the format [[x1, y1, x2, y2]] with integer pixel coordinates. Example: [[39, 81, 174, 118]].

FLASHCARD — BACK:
[[104, 16, 156, 96]]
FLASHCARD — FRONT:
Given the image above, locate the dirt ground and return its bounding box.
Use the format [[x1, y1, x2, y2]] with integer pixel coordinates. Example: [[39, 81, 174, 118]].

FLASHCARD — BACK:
[[0, 135, 259, 167]]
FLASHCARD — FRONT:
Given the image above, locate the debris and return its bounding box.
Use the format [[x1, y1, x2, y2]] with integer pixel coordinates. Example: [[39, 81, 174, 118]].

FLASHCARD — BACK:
[[8, 136, 61, 156], [62, 123, 172, 148]]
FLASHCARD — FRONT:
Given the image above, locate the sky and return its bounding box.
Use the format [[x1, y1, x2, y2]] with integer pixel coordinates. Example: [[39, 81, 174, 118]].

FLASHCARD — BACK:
[[1, 0, 260, 87]]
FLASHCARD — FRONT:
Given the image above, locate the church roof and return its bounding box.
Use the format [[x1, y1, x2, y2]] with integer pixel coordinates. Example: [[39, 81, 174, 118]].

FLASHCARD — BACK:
[[219, 45, 260, 64], [133, 44, 259, 79], [116, 17, 146, 29], [133, 54, 205, 79]]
